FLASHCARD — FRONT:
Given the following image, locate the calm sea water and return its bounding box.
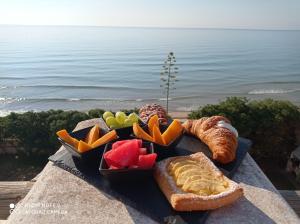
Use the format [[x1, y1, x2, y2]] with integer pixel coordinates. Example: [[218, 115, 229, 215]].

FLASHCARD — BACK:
[[0, 26, 300, 116]]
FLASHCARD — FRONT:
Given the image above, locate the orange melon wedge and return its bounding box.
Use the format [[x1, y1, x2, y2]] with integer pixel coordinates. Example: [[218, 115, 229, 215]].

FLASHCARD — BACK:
[[56, 129, 79, 148], [85, 125, 100, 145], [91, 130, 117, 148], [152, 125, 165, 145], [148, 115, 159, 136], [78, 140, 93, 153], [133, 123, 153, 142], [162, 119, 183, 145]]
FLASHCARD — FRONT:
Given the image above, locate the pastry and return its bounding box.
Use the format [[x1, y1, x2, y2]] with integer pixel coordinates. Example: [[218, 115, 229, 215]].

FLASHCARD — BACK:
[[154, 152, 243, 211], [139, 103, 168, 125], [182, 116, 238, 164]]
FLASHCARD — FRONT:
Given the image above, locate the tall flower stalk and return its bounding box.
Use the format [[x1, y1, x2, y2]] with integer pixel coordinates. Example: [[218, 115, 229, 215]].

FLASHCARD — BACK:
[[160, 52, 178, 114]]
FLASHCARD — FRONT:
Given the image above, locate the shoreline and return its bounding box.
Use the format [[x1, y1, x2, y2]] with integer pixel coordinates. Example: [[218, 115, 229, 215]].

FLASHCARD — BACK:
[[1, 94, 300, 118], [0, 108, 190, 118]]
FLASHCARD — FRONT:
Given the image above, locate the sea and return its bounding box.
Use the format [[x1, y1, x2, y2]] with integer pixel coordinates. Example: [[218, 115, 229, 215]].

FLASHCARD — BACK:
[[0, 25, 300, 116]]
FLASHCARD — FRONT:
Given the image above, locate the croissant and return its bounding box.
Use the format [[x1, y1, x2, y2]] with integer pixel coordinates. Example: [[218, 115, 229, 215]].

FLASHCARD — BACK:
[[182, 116, 238, 164]]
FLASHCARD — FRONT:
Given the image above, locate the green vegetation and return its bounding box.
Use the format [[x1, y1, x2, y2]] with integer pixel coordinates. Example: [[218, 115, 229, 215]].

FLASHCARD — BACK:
[[0, 108, 138, 156], [0, 99, 299, 168], [189, 97, 300, 166]]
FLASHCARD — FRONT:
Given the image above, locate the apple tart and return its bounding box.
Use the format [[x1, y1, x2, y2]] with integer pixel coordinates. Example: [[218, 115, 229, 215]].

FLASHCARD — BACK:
[[154, 152, 243, 211]]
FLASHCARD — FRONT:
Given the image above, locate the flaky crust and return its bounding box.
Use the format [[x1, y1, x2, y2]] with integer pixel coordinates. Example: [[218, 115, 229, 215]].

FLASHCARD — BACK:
[[182, 116, 238, 164], [154, 152, 243, 211]]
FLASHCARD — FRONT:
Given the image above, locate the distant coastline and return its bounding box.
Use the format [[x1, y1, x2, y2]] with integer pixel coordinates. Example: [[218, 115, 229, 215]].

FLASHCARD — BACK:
[[1, 24, 300, 32]]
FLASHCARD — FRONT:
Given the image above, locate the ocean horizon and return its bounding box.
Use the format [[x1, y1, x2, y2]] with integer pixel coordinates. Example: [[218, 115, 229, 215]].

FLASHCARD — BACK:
[[0, 25, 299, 116]]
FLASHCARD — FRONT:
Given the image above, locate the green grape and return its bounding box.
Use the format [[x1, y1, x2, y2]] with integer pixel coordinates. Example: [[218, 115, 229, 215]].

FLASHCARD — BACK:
[[124, 119, 133, 127], [106, 116, 118, 127], [103, 111, 114, 120], [115, 111, 126, 119], [116, 111, 126, 124], [128, 113, 139, 122]]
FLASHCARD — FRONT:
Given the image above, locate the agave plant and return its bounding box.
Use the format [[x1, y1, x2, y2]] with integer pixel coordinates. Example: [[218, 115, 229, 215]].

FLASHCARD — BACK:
[[160, 52, 179, 114]]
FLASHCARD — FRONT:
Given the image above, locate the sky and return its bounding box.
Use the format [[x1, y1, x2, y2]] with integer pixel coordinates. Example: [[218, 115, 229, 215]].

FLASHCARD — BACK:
[[0, 0, 299, 30]]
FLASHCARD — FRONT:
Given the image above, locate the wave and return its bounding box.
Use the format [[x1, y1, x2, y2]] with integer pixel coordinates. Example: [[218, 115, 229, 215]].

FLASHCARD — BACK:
[[236, 80, 300, 88], [0, 109, 29, 117], [0, 75, 90, 80], [0, 77, 26, 80], [12, 84, 154, 91], [248, 88, 300, 95], [0, 97, 139, 104], [261, 80, 300, 85], [0, 95, 203, 104], [0, 97, 26, 103]]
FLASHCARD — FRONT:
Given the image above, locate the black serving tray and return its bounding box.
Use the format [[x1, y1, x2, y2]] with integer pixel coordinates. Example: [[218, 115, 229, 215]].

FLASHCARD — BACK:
[[50, 134, 251, 224]]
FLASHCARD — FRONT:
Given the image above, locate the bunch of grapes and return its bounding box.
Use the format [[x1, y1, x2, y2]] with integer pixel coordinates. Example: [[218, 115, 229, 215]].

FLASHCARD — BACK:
[[103, 111, 139, 129]]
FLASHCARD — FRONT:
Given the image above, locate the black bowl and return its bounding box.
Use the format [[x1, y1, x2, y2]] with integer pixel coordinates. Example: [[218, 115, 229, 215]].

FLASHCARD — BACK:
[[114, 126, 134, 139], [58, 126, 108, 166], [153, 133, 184, 160], [102, 113, 145, 139], [139, 124, 183, 161], [99, 141, 155, 182]]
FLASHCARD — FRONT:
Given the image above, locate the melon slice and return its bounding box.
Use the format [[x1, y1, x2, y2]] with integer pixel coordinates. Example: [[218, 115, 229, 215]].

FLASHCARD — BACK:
[[162, 119, 183, 145], [152, 125, 165, 145], [148, 115, 159, 136], [85, 125, 100, 145], [91, 130, 117, 148], [56, 129, 79, 148], [133, 123, 153, 142], [77, 140, 93, 153]]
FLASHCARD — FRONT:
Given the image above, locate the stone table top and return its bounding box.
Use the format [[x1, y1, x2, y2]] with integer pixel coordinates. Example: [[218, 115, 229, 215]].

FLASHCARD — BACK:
[[7, 119, 300, 224]]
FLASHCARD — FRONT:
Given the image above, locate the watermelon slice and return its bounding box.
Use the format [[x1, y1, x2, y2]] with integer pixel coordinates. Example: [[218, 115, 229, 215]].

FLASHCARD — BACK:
[[104, 150, 122, 168], [109, 165, 121, 170], [104, 140, 140, 167], [139, 147, 147, 155], [137, 153, 157, 169], [129, 165, 139, 169], [112, 140, 131, 149], [112, 139, 142, 150]]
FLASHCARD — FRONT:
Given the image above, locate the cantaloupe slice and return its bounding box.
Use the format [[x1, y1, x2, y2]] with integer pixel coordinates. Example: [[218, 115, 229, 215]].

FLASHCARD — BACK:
[[162, 119, 183, 145], [152, 125, 165, 145], [56, 129, 79, 148], [85, 125, 100, 145], [91, 130, 117, 148], [133, 123, 153, 142], [148, 115, 159, 136], [78, 140, 93, 153]]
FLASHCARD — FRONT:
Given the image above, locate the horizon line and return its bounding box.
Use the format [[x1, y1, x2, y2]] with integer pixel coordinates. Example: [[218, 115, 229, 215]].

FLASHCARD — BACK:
[[0, 24, 300, 32]]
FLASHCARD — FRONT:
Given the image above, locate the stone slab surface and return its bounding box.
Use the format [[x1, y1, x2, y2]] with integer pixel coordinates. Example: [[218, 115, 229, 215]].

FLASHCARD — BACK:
[[7, 119, 300, 224]]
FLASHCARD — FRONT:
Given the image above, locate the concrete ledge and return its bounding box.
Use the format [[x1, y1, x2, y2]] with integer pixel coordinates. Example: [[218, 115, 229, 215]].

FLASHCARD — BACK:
[[280, 190, 300, 217], [7, 119, 300, 224], [0, 181, 34, 219]]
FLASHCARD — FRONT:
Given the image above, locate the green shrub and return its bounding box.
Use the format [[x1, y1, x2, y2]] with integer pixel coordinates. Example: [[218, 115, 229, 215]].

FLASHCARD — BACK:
[[46, 110, 90, 151], [189, 97, 300, 166], [88, 109, 105, 118], [0, 108, 140, 156], [120, 108, 139, 114], [0, 117, 6, 142], [1, 110, 89, 156]]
